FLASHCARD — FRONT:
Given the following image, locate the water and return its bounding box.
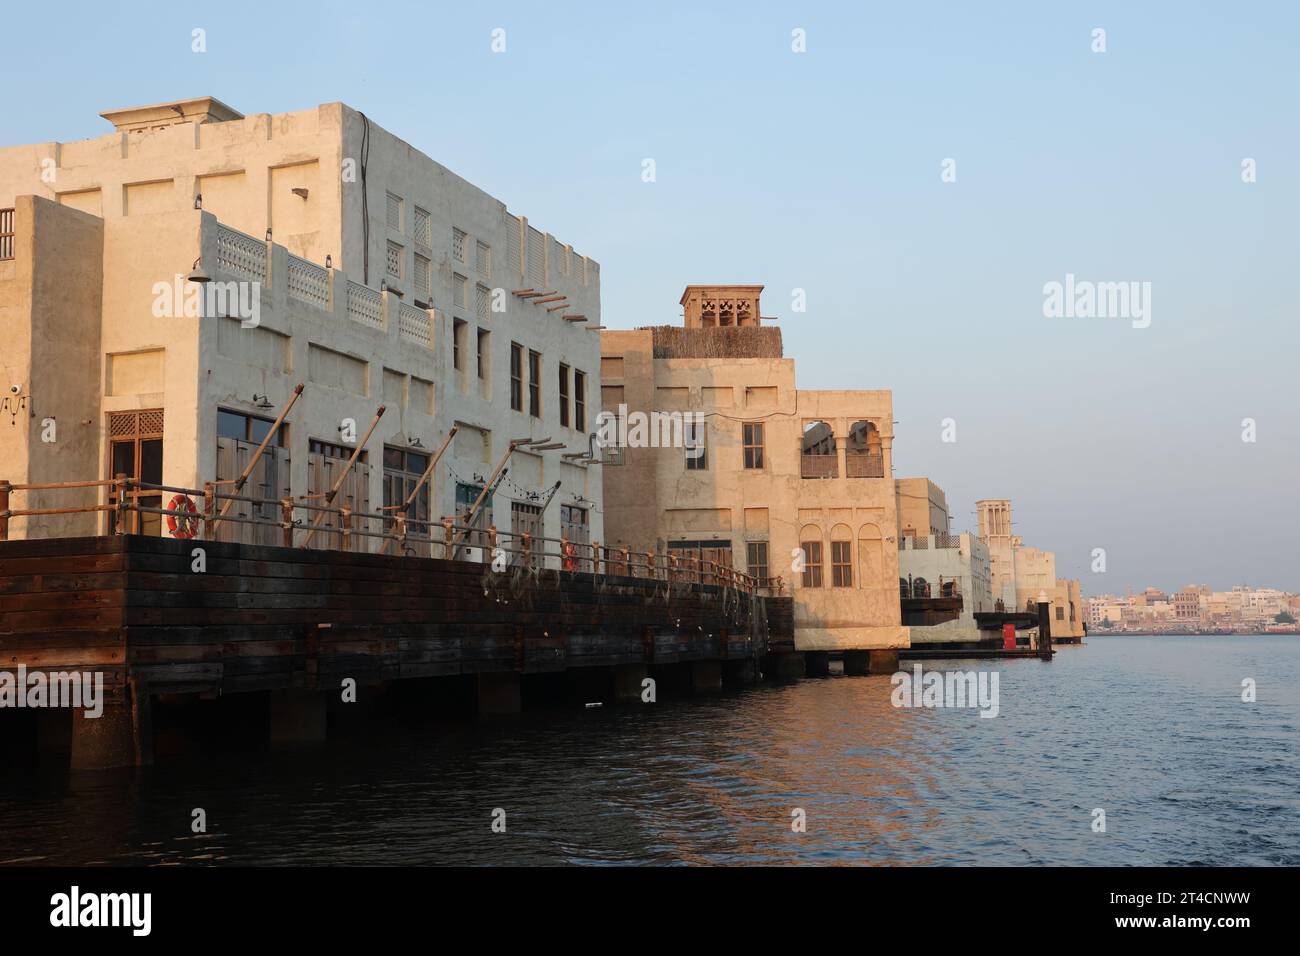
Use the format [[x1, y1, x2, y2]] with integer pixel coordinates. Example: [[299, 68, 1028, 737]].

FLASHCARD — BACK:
[[2, 636, 1297, 865]]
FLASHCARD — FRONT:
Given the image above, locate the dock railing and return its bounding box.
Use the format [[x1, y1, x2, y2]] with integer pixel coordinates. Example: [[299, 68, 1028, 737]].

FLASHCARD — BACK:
[[0, 475, 764, 597]]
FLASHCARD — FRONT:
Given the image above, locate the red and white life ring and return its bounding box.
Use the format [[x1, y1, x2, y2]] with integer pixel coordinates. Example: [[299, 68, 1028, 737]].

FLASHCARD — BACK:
[[166, 494, 199, 539]]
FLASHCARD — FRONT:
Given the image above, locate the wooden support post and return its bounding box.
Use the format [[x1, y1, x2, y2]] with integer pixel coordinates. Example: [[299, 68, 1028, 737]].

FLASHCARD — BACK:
[[443, 516, 454, 559], [281, 498, 294, 547], [591, 540, 601, 575], [646, 550, 655, 580], [340, 505, 352, 552], [622, 544, 630, 577], [114, 473, 127, 535], [202, 482, 216, 539], [0, 479, 9, 540], [487, 525, 498, 563], [395, 513, 407, 555], [521, 531, 531, 570]]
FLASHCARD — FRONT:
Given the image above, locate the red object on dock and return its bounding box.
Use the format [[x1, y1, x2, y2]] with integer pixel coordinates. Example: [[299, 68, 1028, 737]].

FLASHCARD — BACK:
[[1002, 623, 1017, 650]]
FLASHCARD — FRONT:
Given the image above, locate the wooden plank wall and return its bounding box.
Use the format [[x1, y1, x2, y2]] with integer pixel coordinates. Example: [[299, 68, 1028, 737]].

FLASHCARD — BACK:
[[0, 536, 772, 699]]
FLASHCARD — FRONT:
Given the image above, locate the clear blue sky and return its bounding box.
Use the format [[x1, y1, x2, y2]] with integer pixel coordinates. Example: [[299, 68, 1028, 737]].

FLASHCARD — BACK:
[[4, 1, 1296, 594]]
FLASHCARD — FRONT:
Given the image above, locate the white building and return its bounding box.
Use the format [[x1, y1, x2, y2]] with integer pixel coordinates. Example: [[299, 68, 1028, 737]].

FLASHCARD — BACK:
[[0, 97, 603, 552]]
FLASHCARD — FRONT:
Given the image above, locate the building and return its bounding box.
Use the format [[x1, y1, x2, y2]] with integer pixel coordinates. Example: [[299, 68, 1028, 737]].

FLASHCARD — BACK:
[[0, 97, 603, 552], [599, 284, 908, 669], [895, 478, 995, 646], [976, 498, 1086, 642]]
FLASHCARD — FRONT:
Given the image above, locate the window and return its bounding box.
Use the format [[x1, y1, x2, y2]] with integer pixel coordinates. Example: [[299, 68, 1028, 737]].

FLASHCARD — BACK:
[[413, 206, 431, 252], [108, 409, 165, 535], [831, 541, 853, 588], [309, 438, 367, 461], [685, 419, 707, 470], [477, 329, 489, 381], [217, 409, 285, 446], [801, 540, 823, 588], [528, 350, 541, 417], [455, 481, 492, 552], [561, 504, 590, 570], [386, 241, 403, 279], [510, 342, 524, 411], [747, 541, 769, 583], [476, 239, 491, 277], [476, 283, 489, 321], [1056, 606, 1065, 621], [453, 273, 468, 310], [559, 364, 571, 427], [382, 446, 430, 534], [511, 501, 544, 565], [574, 371, 586, 431], [414, 253, 431, 299], [453, 227, 466, 263], [386, 192, 403, 231], [453, 319, 466, 371], [743, 422, 765, 469]]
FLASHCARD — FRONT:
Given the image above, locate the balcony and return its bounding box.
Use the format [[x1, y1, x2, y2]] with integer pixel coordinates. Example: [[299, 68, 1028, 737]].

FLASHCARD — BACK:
[[845, 451, 884, 478], [800, 453, 838, 479], [0, 208, 13, 260]]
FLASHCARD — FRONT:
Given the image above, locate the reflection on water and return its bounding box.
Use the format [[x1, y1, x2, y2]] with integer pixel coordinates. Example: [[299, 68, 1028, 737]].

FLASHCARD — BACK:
[[1, 637, 1297, 865]]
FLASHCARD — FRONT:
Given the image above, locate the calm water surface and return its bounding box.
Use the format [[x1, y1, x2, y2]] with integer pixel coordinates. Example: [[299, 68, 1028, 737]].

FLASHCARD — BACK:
[[1, 636, 1297, 865]]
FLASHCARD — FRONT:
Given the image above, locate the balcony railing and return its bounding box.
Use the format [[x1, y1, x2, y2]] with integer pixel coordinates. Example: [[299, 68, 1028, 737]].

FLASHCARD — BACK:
[[845, 451, 884, 477], [0, 208, 14, 261], [801, 453, 838, 479]]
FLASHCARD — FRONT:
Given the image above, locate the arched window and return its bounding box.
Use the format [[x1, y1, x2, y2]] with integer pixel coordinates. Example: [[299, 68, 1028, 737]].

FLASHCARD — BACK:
[[801, 421, 837, 478], [913, 576, 931, 598], [846, 420, 883, 477], [798, 523, 823, 588], [830, 523, 853, 587]]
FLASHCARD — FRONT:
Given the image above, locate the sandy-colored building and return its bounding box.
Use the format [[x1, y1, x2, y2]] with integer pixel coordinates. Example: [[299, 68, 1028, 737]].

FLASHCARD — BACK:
[[895, 478, 995, 646], [976, 498, 1086, 642], [599, 285, 908, 668], [0, 97, 603, 550]]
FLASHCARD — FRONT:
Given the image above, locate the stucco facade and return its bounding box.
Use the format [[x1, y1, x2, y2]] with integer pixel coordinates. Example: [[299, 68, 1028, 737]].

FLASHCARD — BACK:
[[977, 498, 1085, 641], [599, 287, 909, 652], [0, 98, 603, 551]]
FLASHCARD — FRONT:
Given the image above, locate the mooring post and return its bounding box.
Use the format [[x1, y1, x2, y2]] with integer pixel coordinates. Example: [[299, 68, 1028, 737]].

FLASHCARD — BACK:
[[1037, 600, 1053, 659]]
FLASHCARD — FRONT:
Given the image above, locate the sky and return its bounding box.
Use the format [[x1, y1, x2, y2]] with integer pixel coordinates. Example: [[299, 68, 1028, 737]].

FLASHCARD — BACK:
[[2, 0, 1296, 594]]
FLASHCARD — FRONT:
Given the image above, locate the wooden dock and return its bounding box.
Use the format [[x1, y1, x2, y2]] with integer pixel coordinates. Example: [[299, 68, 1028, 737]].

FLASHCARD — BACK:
[[1, 535, 782, 767]]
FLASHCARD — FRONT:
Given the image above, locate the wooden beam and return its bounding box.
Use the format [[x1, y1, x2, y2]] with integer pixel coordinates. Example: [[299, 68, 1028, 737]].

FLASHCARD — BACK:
[[533, 295, 565, 305], [546, 303, 569, 312]]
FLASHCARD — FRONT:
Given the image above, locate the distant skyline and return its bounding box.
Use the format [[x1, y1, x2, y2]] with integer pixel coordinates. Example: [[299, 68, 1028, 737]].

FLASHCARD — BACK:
[[3, 0, 1295, 593]]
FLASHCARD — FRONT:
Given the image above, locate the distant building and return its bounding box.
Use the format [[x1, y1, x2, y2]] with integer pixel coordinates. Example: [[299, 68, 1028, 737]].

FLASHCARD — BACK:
[[976, 498, 1085, 641]]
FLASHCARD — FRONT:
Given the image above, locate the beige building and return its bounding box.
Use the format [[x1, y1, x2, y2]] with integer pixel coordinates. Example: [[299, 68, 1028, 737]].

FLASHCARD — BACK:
[[895, 478, 995, 645], [976, 498, 1085, 642], [0, 97, 603, 550], [599, 285, 908, 664]]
